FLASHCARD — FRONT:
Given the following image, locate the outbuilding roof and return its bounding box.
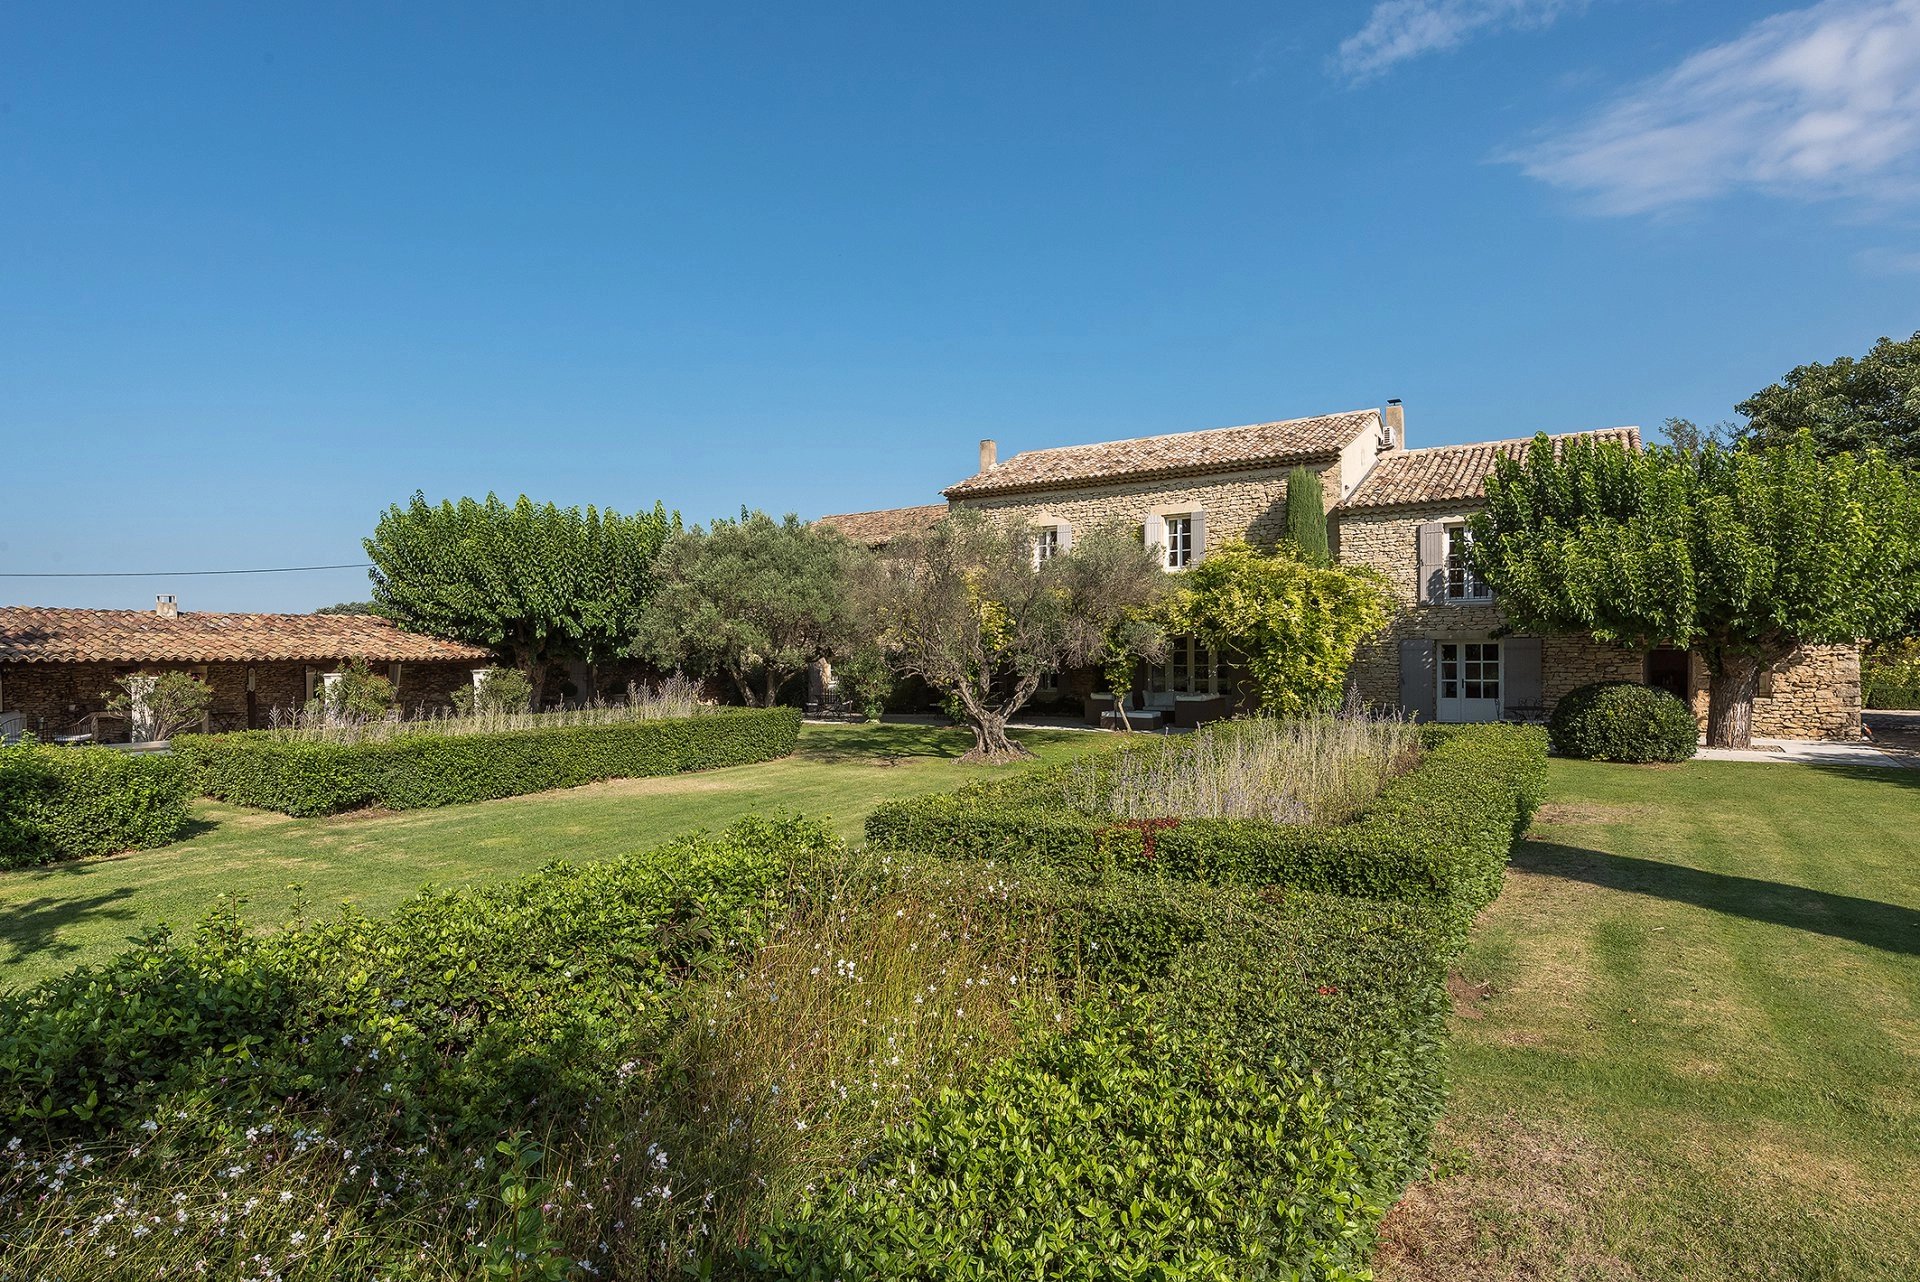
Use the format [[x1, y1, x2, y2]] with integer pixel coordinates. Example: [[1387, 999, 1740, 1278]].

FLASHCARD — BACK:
[[815, 504, 949, 547], [0, 607, 493, 665], [1338, 428, 1642, 512], [941, 409, 1382, 499]]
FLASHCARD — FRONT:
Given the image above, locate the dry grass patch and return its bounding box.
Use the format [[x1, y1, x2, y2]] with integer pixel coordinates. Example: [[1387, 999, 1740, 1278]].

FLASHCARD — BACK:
[[1377, 1115, 1641, 1282], [1529, 802, 1650, 828]]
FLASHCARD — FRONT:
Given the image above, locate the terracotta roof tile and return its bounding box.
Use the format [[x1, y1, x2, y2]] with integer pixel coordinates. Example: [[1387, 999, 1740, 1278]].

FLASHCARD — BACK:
[[1338, 428, 1642, 512], [0, 607, 494, 665], [941, 409, 1382, 499], [815, 504, 949, 547]]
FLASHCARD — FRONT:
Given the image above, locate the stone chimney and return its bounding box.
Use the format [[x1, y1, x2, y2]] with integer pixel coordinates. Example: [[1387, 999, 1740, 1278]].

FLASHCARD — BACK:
[[979, 439, 997, 472], [155, 594, 179, 618], [1382, 400, 1405, 450]]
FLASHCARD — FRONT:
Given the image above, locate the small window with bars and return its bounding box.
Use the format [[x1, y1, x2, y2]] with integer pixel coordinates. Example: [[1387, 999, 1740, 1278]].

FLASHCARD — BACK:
[[1445, 524, 1492, 601]]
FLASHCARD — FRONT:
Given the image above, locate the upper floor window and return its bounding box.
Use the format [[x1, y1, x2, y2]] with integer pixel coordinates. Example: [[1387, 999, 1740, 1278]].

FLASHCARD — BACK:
[[1034, 525, 1062, 564], [1163, 514, 1195, 569], [1445, 524, 1492, 602]]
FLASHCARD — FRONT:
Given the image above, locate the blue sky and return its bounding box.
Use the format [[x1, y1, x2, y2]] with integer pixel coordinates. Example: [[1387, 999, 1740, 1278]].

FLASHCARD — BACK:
[[5, 0, 1917, 610]]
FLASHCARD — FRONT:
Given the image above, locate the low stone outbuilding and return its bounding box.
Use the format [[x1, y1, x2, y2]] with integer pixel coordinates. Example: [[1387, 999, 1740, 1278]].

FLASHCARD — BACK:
[[0, 598, 493, 739]]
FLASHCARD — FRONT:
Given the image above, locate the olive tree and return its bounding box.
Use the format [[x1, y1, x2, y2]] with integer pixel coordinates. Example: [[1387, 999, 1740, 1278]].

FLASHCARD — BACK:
[[1473, 433, 1920, 748], [635, 511, 865, 707], [855, 513, 1169, 761]]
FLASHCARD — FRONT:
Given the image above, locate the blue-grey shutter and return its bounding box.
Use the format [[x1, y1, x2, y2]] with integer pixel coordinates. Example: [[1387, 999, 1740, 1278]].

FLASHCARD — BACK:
[[1504, 637, 1543, 720], [1399, 639, 1436, 721], [1416, 522, 1447, 604]]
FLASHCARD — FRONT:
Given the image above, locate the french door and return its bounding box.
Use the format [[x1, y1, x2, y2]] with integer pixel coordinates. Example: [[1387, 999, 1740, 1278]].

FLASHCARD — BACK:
[[1437, 641, 1502, 722]]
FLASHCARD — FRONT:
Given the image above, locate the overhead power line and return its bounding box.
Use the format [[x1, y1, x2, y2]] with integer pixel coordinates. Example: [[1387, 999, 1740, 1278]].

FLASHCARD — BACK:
[[0, 563, 374, 579]]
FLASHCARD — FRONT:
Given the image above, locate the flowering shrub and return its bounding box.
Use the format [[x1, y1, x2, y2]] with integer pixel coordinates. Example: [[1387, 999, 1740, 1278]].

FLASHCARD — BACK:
[[0, 743, 195, 868], [174, 705, 799, 815]]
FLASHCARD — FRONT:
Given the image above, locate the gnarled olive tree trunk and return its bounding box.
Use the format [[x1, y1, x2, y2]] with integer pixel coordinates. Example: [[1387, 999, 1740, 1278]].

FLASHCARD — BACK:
[[952, 676, 1037, 763]]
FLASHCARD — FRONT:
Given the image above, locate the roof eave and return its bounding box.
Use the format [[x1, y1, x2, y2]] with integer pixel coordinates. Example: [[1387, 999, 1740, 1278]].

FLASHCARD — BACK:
[[942, 449, 1343, 501]]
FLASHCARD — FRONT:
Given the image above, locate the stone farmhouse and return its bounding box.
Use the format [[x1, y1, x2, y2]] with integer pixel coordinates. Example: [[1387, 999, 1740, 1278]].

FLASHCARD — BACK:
[[0, 598, 491, 740], [821, 404, 1861, 739]]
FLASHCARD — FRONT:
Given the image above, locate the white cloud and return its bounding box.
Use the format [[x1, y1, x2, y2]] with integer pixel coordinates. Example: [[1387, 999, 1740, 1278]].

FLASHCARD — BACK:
[[1337, 0, 1588, 81], [1511, 0, 1920, 214]]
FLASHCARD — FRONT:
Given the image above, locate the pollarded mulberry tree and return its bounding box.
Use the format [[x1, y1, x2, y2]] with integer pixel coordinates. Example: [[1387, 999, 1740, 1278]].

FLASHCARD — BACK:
[[1471, 434, 1920, 748]]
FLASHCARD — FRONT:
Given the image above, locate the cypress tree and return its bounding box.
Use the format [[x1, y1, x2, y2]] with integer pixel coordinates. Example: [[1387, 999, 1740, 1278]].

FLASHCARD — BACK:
[[1285, 466, 1330, 563]]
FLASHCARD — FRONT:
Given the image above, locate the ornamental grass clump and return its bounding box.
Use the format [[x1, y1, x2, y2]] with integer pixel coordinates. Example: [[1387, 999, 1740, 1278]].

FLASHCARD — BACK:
[[1059, 712, 1421, 826], [260, 673, 707, 745]]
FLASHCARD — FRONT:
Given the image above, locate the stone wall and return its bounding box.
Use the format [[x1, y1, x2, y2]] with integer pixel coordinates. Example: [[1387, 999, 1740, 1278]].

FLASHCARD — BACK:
[[950, 461, 1340, 551], [1335, 502, 1863, 740], [0, 658, 482, 737]]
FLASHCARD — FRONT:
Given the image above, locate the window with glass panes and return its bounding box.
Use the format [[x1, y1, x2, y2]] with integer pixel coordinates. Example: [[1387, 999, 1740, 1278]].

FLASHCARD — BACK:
[[1163, 514, 1194, 569], [1439, 642, 1500, 702], [1445, 524, 1491, 601], [1034, 526, 1061, 563], [1149, 636, 1219, 695]]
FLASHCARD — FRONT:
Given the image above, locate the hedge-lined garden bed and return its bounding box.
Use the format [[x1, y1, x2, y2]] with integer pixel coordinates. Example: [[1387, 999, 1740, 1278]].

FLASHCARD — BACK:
[[867, 721, 1547, 943], [0, 744, 196, 869], [1, 720, 1545, 1278], [174, 705, 801, 815]]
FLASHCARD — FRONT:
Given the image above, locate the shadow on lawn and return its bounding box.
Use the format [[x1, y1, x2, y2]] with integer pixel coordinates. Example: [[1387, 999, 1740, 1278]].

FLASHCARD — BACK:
[[1, 887, 140, 970], [1802, 762, 1920, 793], [1514, 841, 1920, 959], [797, 723, 973, 765]]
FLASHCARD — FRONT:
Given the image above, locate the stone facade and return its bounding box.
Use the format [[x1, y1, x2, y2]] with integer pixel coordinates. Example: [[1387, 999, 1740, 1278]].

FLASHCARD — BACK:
[[949, 460, 1343, 552], [905, 409, 1864, 742], [1338, 501, 1862, 740], [0, 658, 482, 738]]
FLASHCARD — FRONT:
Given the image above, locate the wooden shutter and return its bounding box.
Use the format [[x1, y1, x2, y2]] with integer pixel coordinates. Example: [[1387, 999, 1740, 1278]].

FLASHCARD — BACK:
[[1143, 514, 1166, 562], [1416, 522, 1447, 604], [1057, 519, 1074, 552], [1504, 637, 1543, 719], [1399, 639, 1436, 721], [1190, 510, 1206, 562]]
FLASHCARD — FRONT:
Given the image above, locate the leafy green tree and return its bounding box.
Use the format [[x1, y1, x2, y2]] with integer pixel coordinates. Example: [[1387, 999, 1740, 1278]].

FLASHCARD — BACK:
[[452, 666, 533, 715], [831, 644, 895, 722], [855, 515, 1169, 760], [1473, 434, 1920, 748], [309, 658, 395, 721], [636, 511, 864, 708], [1660, 417, 1730, 456], [1160, 541, 1390, 716], [364, 493, 676, 708], [313, 601, 376, 615], [105, 671, 213, 742], [1735, 331, 1920, 463], [1284, 466, 1330, 563]]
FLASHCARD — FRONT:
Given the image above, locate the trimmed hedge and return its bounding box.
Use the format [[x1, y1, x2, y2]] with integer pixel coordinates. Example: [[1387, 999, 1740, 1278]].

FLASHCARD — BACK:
[[173, 705, 801, 816], [0, 744, 195, 869], [0, 813, 832, 1146], [753, 857, 1453, 1277], [865, 722, 1547, 944], [1548, 681, 1698, 762]]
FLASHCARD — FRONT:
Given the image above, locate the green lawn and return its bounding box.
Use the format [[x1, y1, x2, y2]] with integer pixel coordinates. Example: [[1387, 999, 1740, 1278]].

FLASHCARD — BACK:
[[0, 722, 1112, 989], [1379, 758, 1920, 1281]]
